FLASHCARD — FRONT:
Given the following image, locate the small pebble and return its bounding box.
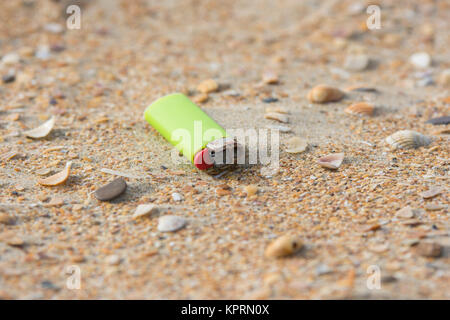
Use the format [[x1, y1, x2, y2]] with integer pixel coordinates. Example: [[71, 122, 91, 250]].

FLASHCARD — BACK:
[[0, 212, 14, 225], [1, 53, 20, 65], [197, 79, 218, 94], [244, 185, 258, 197], [106, 254, 121, 265], [264, 235, 303, 258], [94, 178, 127, 201], [439, 69, 450, 86], [262, 97, 278, 103], [44, 23, 64, 34], [426, 116, 450, 125], [307, 85, 344, 103], [344, 54, 370, 71], [35, 45, 51, 60], [420, 186, 443, 199], [172, 192, 183, 201], [409, 52, 431, 69], [395, 206, 415, 219], [416, 242, 442, 258], [157, 215, 186, 232], [2, 73, 16, 84]]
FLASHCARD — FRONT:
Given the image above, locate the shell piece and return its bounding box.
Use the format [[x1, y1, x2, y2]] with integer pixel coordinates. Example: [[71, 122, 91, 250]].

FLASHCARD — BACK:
[[197, 79, 218, 94], [157, 215, 186, 232], [385, 130, 431, 149], [264, 112, 289, 123], [133, 204, 159, 219], [420, 186, 443, 199], [317, 153, 344, 169], [37, 161, 71, 186], [345, 102, 375, 116], [267, 124, 291, 133], [307, 85, 344, 103], [24, 116, 55, 139], [285, 137, 308, 154], [264, 235, 303, 258]]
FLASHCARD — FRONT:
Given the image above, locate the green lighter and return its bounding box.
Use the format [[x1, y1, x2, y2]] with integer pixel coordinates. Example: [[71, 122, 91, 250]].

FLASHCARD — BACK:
[[144, 93, 240, 171]]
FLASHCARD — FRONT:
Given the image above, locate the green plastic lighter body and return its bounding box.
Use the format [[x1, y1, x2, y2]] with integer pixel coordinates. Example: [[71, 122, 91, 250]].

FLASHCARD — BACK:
[[144, 93, 227, 163]]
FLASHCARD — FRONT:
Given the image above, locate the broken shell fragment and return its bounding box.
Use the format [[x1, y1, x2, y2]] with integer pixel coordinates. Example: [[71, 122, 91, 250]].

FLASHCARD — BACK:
[[24, 116, 55, 139], [264, 235, 303, 258], [420, 186, 443, 199], [285, 137, 308, 154], [345, 102, 375, 116], [197, 79, 218, 94], [264, 112, 289, 123], [307, 85, 344, 103], [385, 130, 431, 149], [37, 161, 72, 186], [317, 153, 344, 170], [133, 204, 159, 219]]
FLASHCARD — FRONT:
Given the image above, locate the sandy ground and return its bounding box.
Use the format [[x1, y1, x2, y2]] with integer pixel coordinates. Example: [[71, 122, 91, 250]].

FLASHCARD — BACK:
[[0, 0, 449, 299]]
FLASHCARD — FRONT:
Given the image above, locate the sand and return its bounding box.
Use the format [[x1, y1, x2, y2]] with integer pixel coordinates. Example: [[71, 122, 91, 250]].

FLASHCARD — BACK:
[[0, 0, 448, 299]]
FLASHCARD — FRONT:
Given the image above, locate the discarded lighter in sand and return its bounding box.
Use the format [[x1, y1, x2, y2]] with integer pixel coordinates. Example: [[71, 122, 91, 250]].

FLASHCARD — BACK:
[[144, 93, 243, 172]]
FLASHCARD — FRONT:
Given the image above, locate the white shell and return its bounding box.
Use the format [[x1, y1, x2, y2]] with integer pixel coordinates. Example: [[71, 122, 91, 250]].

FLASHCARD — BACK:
[[133, 204, 159, 219], [157, 215, 186, 232], [285, 137, 308, 153], [317, 153, 344, 169], [24, 116, 55, 139], [385, 130, 431, 149], [409, 52, 431, 69]]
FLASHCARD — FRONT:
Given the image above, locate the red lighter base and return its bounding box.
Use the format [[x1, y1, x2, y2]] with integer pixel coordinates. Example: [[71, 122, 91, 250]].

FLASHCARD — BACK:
[[194, 148, 214, 170]]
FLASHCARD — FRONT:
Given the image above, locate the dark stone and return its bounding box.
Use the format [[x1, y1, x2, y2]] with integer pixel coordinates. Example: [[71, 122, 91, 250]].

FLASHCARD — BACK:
[[262, 97, 279, 103], [426, 116, 450, 125], [94, 178, 127, 201]]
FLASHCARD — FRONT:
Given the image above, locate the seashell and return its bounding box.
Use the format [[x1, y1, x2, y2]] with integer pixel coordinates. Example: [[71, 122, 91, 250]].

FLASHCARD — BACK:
[[385, 130, 431, 149], [197, 79, 218, 94], [262, 70, 279, 84], [24, 116, 55, 139], [267, 124, 291, 133], [133, 204, 159, 219], [264, 235, 303, 258], [317, 153, 344, 170], [264, 112, 289, 123], [37, 161, 71, 186], [307, 85, 344, 103], [157, 215, 186, 232], [285, 137, 308, 154], [420, 186, 443, 199], [345, 102, 375, 116]]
